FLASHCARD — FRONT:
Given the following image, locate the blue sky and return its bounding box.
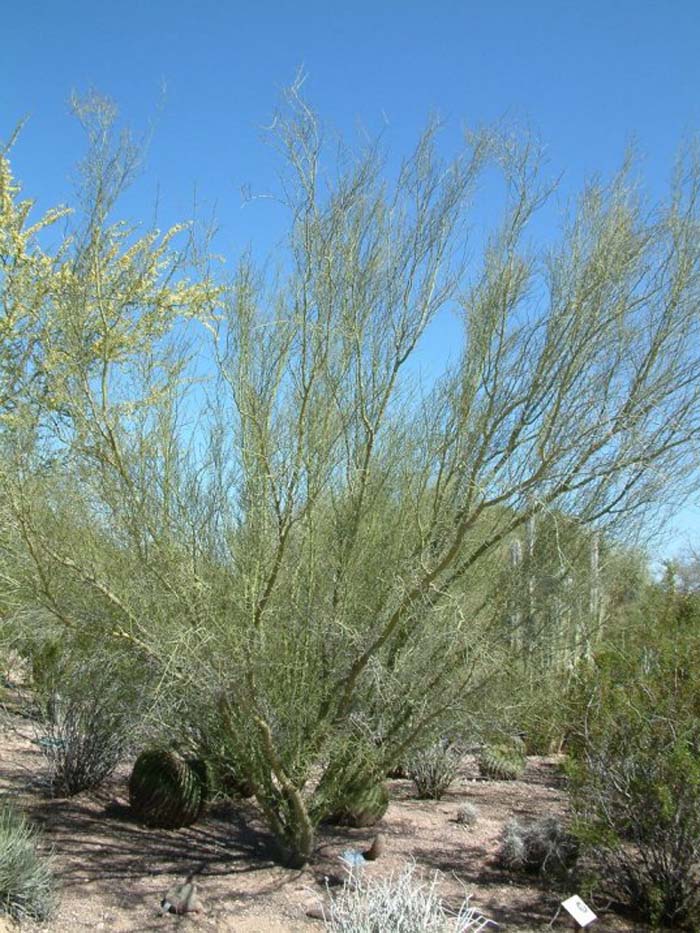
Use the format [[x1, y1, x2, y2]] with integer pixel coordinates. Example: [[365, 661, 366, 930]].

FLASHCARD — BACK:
[[3, 0, 700, 556]]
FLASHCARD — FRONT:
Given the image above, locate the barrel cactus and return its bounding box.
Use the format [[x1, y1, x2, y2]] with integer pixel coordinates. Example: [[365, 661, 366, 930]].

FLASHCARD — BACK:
[[478, 743, 526, 781], [327, 782, 389, 828], [129, 749, 208, 829]]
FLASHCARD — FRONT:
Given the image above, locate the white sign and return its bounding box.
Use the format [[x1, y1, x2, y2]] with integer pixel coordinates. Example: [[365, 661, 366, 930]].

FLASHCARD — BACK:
[[561, 895, 597, 927]]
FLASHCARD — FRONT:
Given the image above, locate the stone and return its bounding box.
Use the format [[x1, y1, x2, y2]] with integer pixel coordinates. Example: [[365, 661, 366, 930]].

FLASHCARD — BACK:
[[364, 832, 385, 861]]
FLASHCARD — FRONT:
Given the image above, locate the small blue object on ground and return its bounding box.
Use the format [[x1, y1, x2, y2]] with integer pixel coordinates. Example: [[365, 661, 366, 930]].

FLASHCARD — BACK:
[[340, 849, 366, 868]]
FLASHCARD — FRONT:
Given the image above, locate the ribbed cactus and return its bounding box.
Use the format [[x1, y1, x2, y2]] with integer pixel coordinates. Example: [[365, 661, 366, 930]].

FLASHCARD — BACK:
[[327, 782, 389, 828], [478, 743, 526, 781], [129, 749, 208, 828]]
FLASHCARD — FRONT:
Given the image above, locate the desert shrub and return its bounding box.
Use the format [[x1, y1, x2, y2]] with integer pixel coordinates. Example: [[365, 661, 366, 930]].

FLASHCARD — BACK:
[[36, 653, 143, 796], [571, 729, 700, 928], [478, 741, 526, 781], [569, 688, 700, 926], [385, 763, 408, 779], [408, 741, 461, 800], [517, 691, 570, 755], [568, 588, 700, 928], [129, 748, 209, 828], [455, 803, 479, 828], [3, 610, 62, 693], [312, 737, 391, 830], [0, 802, 56, 921], [182, 693, 256, 799], [324, 860, 493, 932], [496, 817, 578, 880]]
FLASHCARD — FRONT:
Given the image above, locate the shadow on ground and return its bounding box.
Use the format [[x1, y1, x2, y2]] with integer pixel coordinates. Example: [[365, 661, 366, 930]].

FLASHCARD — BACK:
[[23, 787, 299, 924]]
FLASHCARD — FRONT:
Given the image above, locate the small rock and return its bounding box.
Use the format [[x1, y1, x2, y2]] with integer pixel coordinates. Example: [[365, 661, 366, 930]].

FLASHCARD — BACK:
[[363, 833, 385, 861], [306, 903, 329, 920], [160, 880, 203, 915]]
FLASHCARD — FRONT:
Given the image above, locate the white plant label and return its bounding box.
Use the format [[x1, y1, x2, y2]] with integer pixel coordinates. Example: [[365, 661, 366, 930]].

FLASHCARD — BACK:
[[561, 895, 597, 927]]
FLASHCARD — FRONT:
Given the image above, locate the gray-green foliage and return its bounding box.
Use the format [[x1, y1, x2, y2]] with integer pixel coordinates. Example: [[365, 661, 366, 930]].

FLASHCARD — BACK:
[[0, 802, 56, 921], [324, 861, 493, 933], [3, 83, 700, 864], [496, 817, 578, 879], [455, 803, 479, 828], [181, 691, 256, 799], [36, 650, 145, 796], [408, 742, 461, 800]]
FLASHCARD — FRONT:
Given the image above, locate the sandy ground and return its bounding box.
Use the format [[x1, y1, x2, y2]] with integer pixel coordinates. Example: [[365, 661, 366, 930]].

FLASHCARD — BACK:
[[1, 686, 649, 932]]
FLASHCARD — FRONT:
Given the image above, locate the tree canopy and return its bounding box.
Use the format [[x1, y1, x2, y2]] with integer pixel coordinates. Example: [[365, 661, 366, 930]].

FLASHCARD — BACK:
[[2, 88, 700, 862]]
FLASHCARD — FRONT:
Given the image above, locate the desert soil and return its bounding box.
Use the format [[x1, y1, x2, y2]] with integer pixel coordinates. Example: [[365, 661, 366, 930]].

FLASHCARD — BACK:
[[1, 682, 649, 932]]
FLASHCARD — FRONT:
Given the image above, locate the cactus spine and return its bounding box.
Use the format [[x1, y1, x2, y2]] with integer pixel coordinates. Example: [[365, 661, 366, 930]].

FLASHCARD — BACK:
[[478, 743, 526, 781], [129, 749, 208, 829]]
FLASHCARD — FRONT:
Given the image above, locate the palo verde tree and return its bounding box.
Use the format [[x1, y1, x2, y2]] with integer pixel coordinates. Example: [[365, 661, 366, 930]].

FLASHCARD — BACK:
[[2, 84, 700, 864], [0, 94, 214, 656]]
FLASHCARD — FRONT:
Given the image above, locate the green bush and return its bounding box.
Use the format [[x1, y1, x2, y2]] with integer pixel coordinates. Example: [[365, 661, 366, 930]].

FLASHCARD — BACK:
[[0, 802, 56, 921], [570, 711, 700, 928], [184, 694, 256, 799], [518, 695, 569, 755], [568, 589, 700, 928], [29, 637, 63, 695]]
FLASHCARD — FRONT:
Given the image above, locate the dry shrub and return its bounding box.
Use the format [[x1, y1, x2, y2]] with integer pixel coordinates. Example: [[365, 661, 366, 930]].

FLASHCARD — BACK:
[[496, 817, 578, 880], [37, 653, 144, 796], [408, 741, 461, 800], [324, 860, 493, 932]]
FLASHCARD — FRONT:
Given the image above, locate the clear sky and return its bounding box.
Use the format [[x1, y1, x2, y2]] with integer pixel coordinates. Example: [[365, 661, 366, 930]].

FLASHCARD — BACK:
[[3, 0, 700, 556]]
